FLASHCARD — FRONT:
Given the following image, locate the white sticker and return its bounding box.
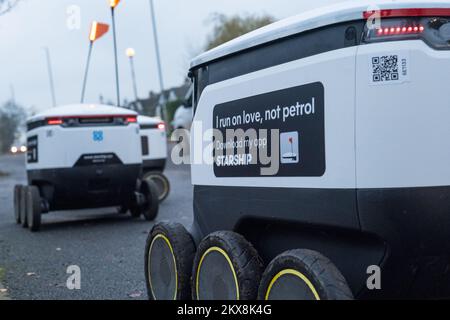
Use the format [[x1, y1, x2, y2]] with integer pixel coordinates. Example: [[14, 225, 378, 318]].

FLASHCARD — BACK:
[[280, 131, 300, 164], [368, 51, 410, 85]]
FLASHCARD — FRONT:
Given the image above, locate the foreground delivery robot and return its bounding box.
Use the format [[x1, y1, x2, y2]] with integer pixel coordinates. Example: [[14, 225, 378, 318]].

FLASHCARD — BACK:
[[13, 104, 159, 232], [145, 0, 450, 300]]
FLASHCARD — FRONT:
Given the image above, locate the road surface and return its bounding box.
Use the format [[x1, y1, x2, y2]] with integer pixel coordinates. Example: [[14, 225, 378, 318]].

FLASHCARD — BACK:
[[0, 153, 193, 300]]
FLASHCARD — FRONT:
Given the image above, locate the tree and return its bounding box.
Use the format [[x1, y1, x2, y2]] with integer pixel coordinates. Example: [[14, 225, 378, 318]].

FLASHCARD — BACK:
[[205, 13, 275, 51], [0, 0, 19, 16], [0, 100, 27, 153]]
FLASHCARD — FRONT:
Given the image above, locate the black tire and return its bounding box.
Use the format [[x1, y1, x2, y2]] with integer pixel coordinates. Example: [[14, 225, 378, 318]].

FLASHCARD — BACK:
[[192, 231, 264, 301], [19, 186, 28, 228], [13, 185, 22, 224], [27, 186, 42, 232], [118, 206, 128, 215], [145, 222, 196, 300], [258, 249, 353, 300], [141, 180, 159, 221], [129, 204, 141, 218], [142, 171, 170, 203]]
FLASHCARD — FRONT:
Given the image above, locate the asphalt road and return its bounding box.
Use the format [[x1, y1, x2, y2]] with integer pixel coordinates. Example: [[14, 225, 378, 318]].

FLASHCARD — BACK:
[[0, 153, 193, 300]]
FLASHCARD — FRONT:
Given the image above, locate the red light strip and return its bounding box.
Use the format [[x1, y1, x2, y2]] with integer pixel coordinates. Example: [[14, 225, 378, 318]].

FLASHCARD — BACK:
[[376, 25, 425, 36], [47, 118, 63, 125], [46, 115, 136, 120], [126, 116, 137, 123], [46, 115, 138, 125], [364, 8, 450, 19]]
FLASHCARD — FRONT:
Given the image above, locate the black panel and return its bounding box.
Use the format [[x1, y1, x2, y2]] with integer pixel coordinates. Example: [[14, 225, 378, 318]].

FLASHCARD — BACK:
[[357, 186, 450, 299], [141, 136, 149, 156], [27, 135, 38, 164], [191, 20, 365, 94], [192, 185, 450, 299], [193, 185, 360, 237], [27, 117, 136, 132], [140, 124, 159, 130], [74, 153, 123, 167], [27, 120, 46, 132], [27, 164, 141, 210], [212, 82, 325, 177]]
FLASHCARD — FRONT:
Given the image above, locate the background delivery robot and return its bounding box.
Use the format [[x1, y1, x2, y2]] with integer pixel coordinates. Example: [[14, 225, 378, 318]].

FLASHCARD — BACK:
[[138, 115, 170, 202], [144, 0, 450, 300], [13, 104, 159, 232]]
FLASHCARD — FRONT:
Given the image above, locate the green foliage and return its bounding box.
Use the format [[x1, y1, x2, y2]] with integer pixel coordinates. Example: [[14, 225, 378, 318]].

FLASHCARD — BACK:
[[0, 100, 27, 154], [206, 13, 275, 51]]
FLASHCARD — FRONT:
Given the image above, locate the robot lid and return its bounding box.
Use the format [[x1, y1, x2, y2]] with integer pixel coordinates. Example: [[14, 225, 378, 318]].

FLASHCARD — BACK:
[[138, 115, 163, 126], [27, 104, 137, 124], [190, 0, 450, 69]]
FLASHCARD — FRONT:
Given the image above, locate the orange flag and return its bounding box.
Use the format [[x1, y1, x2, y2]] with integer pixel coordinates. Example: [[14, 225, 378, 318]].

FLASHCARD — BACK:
[[89, 22, 110, 42]]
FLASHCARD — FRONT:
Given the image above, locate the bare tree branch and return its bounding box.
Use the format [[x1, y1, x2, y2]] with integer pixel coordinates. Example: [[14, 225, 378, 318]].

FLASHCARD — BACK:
[[0, 0, 20, 16]]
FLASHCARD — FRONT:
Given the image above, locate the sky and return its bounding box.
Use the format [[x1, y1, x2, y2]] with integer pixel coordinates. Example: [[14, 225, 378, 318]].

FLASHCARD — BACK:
[[0, 0, 345, 113]]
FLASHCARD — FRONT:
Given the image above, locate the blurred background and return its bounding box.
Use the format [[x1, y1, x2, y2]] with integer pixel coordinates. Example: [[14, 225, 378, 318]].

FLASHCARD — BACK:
[[0, 0, 343, 153]]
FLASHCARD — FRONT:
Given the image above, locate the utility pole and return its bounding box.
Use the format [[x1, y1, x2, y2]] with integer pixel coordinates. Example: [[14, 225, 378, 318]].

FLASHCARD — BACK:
[[126, 48, 138, 101], [81, 21, 110, 103], [109, 0, 121, 106], [81, 42, 94, 103], [44, 47, 57, 107], [149, 0, 167, 121]]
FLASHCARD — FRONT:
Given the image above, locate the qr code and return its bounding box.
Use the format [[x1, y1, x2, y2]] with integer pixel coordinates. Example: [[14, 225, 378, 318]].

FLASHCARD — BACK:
[[372, 55, 399, 82]]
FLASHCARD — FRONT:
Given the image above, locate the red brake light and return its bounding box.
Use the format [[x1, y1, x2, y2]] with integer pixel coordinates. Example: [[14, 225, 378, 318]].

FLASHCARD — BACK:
[[126, 116, 137, 123], [375, 24, 425, 37], [47, 118, 63, 125], [363, 9, 450, 50], [364, 8, 450, 19], [157, 123, 166, 131]]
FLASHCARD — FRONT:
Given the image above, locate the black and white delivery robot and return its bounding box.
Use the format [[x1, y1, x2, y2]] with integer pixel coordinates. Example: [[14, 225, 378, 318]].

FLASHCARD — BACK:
[[144, 0, 450, 300], [13, 104, 159, 232], [138, 116, 170, 202]]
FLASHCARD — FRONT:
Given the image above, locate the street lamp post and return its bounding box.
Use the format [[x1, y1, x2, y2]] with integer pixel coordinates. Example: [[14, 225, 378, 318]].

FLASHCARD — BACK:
[[81, 41, 94, 104], [126, 48, 138, 101], [149, 0, 167, 121], [44, 47, 57, 107], [109, 0, 121, 107], [81, 21, 110, 103]]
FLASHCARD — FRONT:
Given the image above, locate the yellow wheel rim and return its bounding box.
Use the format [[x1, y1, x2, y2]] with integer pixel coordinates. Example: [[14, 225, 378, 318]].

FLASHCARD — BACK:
[[265, 269, 320, 300], [196, 246, 239, 300], [148, 234, 178, 300]]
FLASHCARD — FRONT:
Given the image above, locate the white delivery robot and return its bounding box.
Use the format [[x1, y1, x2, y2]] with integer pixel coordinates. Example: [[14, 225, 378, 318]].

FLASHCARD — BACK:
[[138, 116, 170, 202], [13, 104, 159, 232], [145, 0, 450, 300]]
